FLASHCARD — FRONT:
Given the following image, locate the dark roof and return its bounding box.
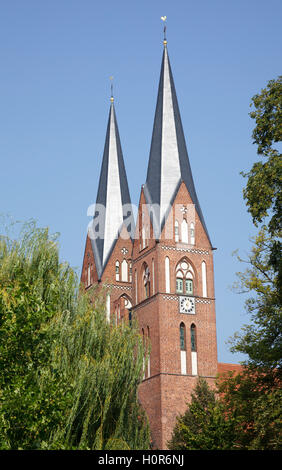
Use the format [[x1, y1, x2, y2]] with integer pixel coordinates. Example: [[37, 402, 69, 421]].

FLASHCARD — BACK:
[[144, 46, 211, 246], [90, 103, 134, 279]]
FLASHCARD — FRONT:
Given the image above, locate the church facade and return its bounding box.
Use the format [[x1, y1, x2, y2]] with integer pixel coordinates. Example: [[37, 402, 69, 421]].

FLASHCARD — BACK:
[[81, 37, 239, 449]]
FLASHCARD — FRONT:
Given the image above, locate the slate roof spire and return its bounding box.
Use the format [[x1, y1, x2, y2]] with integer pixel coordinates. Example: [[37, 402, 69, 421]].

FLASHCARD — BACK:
[[89, 97, 134, 279], [144, 38, 211, 245]]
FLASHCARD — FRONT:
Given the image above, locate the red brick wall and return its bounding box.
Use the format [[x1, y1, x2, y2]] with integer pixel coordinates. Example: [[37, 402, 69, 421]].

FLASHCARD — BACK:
[[81, 182, 240, 450]]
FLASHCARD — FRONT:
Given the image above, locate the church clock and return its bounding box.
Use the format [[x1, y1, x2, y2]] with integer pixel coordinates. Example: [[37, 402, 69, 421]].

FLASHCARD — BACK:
[[179, 296, 195, 314]]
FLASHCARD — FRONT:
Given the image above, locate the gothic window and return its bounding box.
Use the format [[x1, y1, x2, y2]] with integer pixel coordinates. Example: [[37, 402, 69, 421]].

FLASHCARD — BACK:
[[121, 259, 128, 282], [143, 264, 150, 299], [180, 323, 186, 350], [129, 260, 132, 282], [176, 271, 184, 293], [185, 279, 193, 295], [180, 322, 187, 375], [165, 256, 170, 293], [135, 269, 138, 304], [181, 219, 188, 243], [191, 324, 197, 352], [142, 225, 146, 250], [115, 261, 120, 281], [147, 326, 151, 378], [175, 220, 179, 242], [152, 258, 155, 295], [176, 259, 195, 296], [201, 261, 207, 297], [190, 222, 195, 245]]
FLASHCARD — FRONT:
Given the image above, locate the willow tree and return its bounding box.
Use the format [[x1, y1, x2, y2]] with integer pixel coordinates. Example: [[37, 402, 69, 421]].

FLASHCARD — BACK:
[[43, 287, 150, 450], [0, 219, 150, 450]]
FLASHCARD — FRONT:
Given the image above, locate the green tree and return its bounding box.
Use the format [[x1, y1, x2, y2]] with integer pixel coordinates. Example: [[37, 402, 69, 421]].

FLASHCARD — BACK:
[[217, 369, 282, 450], [0, 220, 150, 450], [231, 76, 282, 382], [43, 288, 150, 450], [0, 220, 75, 449], [167, 378, 239, 450], [241, 76, 281, 279], [231, 229, 282, 377], [217, 76, 282, 450]]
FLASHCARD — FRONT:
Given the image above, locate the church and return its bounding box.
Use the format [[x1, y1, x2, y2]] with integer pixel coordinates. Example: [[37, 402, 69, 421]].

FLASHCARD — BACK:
[[81, 32, 240, 449]]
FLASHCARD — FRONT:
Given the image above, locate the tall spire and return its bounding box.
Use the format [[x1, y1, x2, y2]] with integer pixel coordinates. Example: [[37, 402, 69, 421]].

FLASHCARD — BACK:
[[144, 34, 211, 245], [90, 97, 134, 278]]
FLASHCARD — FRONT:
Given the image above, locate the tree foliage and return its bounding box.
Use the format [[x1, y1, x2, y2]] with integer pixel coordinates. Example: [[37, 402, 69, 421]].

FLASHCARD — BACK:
[[241, 76, 282, 279], [0, 220, 150, 450], [231, 228, 282, 376], [217, 369, 282, 450], [169, 77, 282, 451], [167, 378, 239, 450], [221, 76, 282, 450]]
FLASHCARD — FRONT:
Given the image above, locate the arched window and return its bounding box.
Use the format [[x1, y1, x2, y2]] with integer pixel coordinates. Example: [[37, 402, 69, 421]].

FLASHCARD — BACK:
[[185, 279, 193, 295], [115, 261, 120, 281], [190, 222, 195, 245], [191, 324, 197, 352], [176, 270, 184, 293], [180, 323, 186, 350], [202, 261, 207, 297], [121, 259, 128, 282], [181, 219, 188, 243], [190, 324, 197, 376], [180, 322, 187, 375], [152, 258, 155, 295], [129, 260, 132, 282], [143, 264, 150, 299], [147, 326, 151, 378], [165, 256, 170, 293], [175, 220, 179, 242], [135, 269, 138, 304], [142, 328, 145, 379]]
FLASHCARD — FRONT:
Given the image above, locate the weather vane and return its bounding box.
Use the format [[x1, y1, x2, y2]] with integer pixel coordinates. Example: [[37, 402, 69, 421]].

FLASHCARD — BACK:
[[110, 76, 114, 102], [161, 16, 167, 45]]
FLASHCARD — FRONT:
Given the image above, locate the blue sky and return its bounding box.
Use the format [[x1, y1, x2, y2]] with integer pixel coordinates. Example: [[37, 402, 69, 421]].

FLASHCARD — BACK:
[[0, 0, 281, 363]]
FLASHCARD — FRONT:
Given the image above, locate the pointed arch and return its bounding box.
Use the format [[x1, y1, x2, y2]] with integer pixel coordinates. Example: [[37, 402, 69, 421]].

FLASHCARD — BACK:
[[121, 259, 128, 282], [201, 261, 207, 297], [180, 322, 187, 375], [190, 222, 195, 245], [142, 262, 150, 299], [135, 269, 138, 304], [190, 323, 198, 376], [115, 260, 120, 281], [174, 220, 179, 242], [152, 258, 155, 295], [175, 257, 197, 295], [181, 219, 188, 243], [165, 256, 170, 293], [147, 326, 151, 378]]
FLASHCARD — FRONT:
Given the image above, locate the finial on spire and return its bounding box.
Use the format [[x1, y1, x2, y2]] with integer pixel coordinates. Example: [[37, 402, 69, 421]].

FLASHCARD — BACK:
[[110, 76, 114, 102], [161, 16, 167, 46]]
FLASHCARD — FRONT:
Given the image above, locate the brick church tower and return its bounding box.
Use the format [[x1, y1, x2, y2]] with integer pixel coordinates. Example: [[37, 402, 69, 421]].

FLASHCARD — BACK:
[[81, 35, 225, 450]]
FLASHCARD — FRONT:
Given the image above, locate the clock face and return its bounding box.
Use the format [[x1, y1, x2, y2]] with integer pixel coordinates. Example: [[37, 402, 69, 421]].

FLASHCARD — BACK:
[[179, 296, 195, 314]]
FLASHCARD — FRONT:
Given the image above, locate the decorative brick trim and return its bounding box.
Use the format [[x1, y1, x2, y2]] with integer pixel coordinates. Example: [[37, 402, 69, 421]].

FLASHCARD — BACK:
[[161, 294, 212, 304], [104, 283, 132, 291], [161, 245, 209, 255], [162, 295, 178, 301], [195, 298, 212, 304]]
